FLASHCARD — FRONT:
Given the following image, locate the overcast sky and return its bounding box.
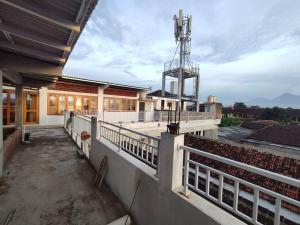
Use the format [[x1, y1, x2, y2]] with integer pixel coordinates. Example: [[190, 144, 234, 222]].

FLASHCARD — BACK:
[[64, 0, 300, 105]]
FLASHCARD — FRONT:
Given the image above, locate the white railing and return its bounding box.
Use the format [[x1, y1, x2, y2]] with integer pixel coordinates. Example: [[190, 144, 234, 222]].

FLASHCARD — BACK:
[[179, 145, 300, 225], [67, 114, 92, 158], [98, 120, 160, 169]]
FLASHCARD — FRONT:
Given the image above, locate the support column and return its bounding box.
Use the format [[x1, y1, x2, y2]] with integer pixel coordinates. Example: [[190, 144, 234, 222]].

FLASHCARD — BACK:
[[158, 132, 185, 191], [15, 85, 23, 129], [157, 132, 185, 225], [162, 74, 166, 97], [97, 87, 104, 119], [0, 70, 3, 177]]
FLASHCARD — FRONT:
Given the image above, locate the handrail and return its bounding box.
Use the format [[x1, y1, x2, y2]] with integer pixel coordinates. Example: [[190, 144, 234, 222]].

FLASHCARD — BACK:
[[179, 145, 300, 188], [180, 144, 300, 225], [99, 120, 161, 142]]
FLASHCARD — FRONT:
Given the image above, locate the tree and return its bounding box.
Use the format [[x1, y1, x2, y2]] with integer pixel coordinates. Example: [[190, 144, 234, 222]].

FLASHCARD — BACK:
[[261, 107, 290, 123], [220, 117, 241, 127], [234, 102, 247, 110]]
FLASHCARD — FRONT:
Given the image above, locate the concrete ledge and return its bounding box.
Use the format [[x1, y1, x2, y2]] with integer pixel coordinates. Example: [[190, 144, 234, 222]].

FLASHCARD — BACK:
[[3, 128, 22, 168], [171, 188, 246, 225]]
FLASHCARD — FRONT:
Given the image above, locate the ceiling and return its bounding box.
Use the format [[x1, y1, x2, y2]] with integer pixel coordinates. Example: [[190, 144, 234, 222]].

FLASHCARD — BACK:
[[0, 0, 98, 86]]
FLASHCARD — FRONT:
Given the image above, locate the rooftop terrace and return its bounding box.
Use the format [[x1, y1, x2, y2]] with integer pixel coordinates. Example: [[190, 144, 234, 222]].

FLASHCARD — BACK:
[[0, 128, 125, 224]]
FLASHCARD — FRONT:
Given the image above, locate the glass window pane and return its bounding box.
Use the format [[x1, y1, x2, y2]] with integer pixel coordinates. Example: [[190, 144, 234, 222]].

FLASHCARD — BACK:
[[126, 99, 131, 111], [91, 97, 97, 110], [49, 95, 57, 114], [67, 96, 74, 111], [121, 99, 126, 111], [104, 98, 109, 111], [26, 112, 36, 123], [58, 96, 66, 114], [10, 111, 15, 123], [9, 93, 15, 111], [132, 100, 136, 111], [2, 93, 8, 124], [26, 94, 37, 110], [83, 97, 89, 111], [115, 99, 120, 111], [76, 97, 82, 111], [109, 98, 114, 111]]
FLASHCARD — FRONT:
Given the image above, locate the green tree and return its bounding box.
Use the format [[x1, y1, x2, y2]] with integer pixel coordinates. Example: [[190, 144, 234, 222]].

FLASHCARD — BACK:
[[234, 102, 247, 110], [220, 117, 241, 127], [261, 107, 290, 123]]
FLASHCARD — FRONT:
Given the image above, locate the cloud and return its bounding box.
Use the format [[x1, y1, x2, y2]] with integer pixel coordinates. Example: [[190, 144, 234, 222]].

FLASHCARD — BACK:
[[64, 0, 300, 105]]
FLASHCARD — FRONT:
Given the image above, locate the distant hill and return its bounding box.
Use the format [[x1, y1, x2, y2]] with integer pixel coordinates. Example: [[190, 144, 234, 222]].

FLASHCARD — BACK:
[[247, 93, 300, 109]]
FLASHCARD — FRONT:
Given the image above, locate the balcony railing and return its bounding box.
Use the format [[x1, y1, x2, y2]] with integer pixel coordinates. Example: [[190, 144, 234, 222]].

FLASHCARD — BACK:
[[179, 145, 300, 225], [74, 110, 218, 123], [98, 120, 160, 170]]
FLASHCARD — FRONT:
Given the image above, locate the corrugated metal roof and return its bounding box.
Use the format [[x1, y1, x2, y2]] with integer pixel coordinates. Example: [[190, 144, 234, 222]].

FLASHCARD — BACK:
[[61, 75, 149, 91], [0, 0, 98, 67]]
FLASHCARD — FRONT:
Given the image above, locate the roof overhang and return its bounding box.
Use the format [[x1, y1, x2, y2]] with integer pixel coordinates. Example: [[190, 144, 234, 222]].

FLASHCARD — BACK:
[[0, 0, 98, 87]]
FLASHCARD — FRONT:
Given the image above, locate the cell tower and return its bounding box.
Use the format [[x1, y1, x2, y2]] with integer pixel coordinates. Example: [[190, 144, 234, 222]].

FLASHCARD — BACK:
[[162, 9, 200, 111]]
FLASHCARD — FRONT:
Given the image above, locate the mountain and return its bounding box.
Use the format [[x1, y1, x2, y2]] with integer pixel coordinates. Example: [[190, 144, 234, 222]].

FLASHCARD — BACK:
[[247, 93, 300, 109]]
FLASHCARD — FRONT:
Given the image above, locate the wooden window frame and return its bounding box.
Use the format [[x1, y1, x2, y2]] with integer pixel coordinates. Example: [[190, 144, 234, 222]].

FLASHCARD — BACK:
[[23, 91, 39, 124], [103, 97, 137, 112], [3, 90, 16, 125], [47, 94, 98, 115]]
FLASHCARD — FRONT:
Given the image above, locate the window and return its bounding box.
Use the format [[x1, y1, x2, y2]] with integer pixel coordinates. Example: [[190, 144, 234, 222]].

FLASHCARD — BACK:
[[132, 100, 136, 111], [75, 96, 82, 111], [48, 94, 97, 115], [109, 98, 114, 111], [115, 99, 120, 111], [126, 99, 131, 111], [104, 98, 109, 111], [48, 95, 57, 114], [67, 96, 74, 111], [3, 93, 8, 125], [91, 97, 97, 110], [58, 96, 66, 114], [83, 97, 89, 111], [121, 99, 126, 111], [103, 97, 137, 112]]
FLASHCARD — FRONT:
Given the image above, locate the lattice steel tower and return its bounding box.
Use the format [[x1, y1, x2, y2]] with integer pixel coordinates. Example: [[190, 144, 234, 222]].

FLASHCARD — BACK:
[[162, 9, 200, 111]]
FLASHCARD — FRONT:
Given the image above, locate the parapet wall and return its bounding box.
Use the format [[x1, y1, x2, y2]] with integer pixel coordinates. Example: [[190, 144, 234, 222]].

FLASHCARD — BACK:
[[3, 128, 22, 168], [90, 126, 245, 225]]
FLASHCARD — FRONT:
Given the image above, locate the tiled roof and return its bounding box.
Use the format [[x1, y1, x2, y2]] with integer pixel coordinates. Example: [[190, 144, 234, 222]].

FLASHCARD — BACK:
[[241, 120, 279, 130], [185, 135, 300, 213], [247, 124, 300, 148]]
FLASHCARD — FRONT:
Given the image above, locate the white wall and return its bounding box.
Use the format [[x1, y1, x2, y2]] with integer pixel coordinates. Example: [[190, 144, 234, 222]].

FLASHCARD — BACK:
[[89, 123, 245, 225]]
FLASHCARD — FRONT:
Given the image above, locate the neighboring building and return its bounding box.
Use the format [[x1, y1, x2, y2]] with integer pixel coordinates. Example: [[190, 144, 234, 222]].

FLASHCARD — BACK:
[[3, 75, 148, 126], [247, 124, 300, 148], [147, 90, 180, 111], [240, 120, 279, 130], [200, 96, 222, 119]]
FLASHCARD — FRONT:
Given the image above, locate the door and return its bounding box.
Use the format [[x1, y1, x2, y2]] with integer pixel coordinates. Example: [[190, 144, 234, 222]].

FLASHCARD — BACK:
[[23, 93, 39, 124]]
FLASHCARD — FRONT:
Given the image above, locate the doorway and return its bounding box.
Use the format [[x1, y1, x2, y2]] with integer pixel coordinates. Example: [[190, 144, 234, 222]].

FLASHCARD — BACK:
[[23, 92, 39, 124]]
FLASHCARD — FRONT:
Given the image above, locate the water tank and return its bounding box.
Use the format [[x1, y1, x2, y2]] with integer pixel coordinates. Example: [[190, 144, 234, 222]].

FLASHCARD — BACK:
[[207, 95, 216, 103], [170, 81, 178, 95]]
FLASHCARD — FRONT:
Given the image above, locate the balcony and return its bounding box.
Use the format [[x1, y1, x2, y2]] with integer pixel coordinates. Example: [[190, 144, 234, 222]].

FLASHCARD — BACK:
[[64, 113, 300, 225]]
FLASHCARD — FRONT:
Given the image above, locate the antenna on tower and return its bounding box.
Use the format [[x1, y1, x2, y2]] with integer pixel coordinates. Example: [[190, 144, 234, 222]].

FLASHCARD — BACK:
[[162, 9, 200, 113]]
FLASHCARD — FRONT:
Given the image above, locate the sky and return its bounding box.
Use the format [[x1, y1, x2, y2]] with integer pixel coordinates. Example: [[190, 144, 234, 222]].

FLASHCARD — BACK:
[[64, 0, 300, 105]]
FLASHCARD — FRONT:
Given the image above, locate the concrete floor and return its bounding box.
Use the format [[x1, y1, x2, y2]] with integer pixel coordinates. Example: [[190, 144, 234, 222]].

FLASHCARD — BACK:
[[0, 128, 125, 225]]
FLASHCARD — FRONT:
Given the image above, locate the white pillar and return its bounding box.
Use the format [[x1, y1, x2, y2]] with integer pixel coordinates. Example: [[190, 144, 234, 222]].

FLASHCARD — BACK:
[[157, 132, 185, 225], [97, 87, 104, 119], [158, 132, 185, 191], [0, 70, 3, 177], [39, 87, 48, 125]]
